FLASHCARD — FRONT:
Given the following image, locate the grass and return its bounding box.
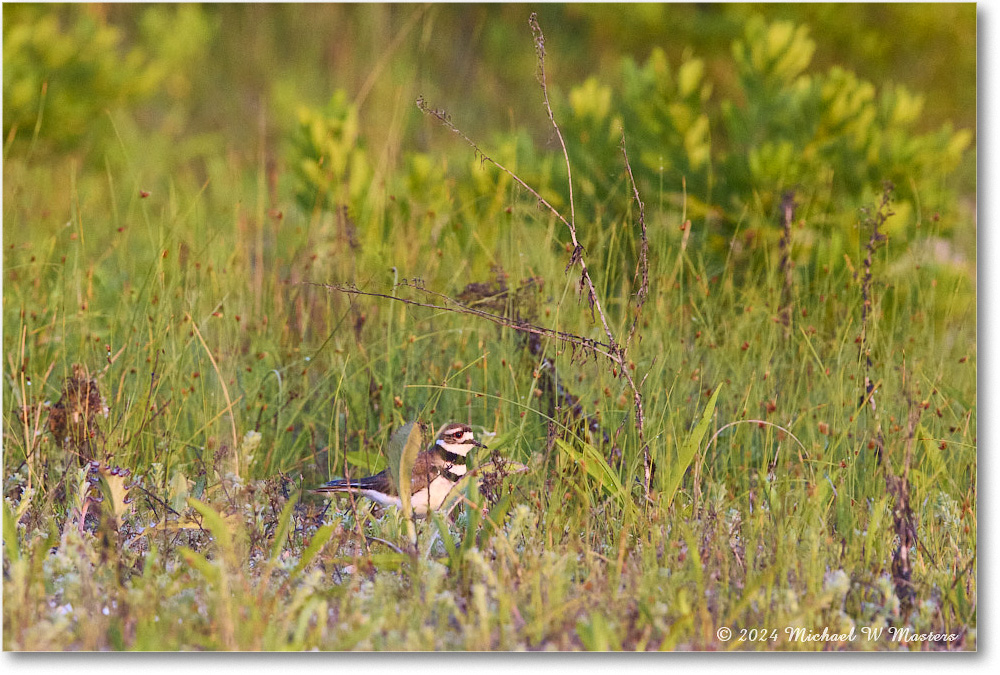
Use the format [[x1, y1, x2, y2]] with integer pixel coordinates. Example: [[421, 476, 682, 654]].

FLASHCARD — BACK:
[[2, 10, 976, 652], [2, 138, 976, 649]]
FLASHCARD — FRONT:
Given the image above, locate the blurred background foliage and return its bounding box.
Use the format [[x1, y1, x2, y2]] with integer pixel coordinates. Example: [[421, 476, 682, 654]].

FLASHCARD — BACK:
[[3, 2, 977, 397], [4, 3, 975, 273], [3, 3, 974, 176]]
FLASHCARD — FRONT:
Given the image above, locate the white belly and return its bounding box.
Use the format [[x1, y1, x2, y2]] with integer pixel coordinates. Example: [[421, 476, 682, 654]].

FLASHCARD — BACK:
[[349, 475, 463, 518], [409, 475, 458, 517], [359, 489, 402, 509]]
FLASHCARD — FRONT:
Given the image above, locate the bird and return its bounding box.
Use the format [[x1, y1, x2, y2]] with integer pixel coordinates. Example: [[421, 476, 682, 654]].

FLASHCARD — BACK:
[[315, 422, 487, 517]]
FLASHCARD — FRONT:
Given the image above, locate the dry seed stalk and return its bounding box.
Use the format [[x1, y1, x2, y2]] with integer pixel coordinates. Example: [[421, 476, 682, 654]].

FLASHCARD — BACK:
[[415, 13, 652, 494], [859, 182, 894, 459]]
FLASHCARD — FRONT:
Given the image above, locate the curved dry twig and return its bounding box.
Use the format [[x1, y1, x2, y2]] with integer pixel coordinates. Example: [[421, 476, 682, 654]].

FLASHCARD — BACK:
[[307, 280, 616, 360]]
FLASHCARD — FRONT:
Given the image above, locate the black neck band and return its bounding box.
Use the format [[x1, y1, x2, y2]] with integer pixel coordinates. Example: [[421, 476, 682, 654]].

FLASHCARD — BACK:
[[437, 446, 468, 465]]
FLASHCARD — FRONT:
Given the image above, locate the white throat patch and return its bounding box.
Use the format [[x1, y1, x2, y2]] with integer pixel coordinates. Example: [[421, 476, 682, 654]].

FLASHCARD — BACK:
[[437, 437, 473, 456]]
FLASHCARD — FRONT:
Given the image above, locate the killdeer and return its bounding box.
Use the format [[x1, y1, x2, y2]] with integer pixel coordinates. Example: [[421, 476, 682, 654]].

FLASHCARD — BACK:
[[315, 423, 487, 517]]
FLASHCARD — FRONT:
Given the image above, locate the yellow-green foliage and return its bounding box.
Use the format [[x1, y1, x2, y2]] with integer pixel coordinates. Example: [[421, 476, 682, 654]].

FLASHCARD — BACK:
[[290, 90, 372, 215], [3, 4, 215, 156], [542, 15, 972, 267]]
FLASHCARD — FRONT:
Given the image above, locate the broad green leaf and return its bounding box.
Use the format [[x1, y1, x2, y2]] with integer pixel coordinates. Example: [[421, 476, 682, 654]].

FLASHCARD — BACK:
[[345, 450, 387, 474], [386, 421, 422, 547], [98, 467, 132, 520], [662, 384, 722, 508], [482, 493, 515, 541], [459, 489, 484, 557], [170, 471, 192, 513]]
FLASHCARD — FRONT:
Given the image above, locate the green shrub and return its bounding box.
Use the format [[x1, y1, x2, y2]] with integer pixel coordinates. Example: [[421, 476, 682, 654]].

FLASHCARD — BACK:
[[2, 4, 215, 159], [547, 15, 971, 263], [288, 90, 372, 216]]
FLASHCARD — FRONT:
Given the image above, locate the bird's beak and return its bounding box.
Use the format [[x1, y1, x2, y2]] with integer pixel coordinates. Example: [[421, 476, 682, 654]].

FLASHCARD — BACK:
[[472, 439, 488, 449]]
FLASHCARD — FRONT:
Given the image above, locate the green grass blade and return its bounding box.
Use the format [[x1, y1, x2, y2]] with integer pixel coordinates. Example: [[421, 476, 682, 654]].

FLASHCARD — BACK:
[[429, 511, 458, 564], [662, 384, 722, 508], [291, 522, 337, 580], [188, 497, 234, 552], [556, 437, 628, 507], [2, 499, 20, 563], [269, 492, 300, 563], [179, 546, 220, 582]]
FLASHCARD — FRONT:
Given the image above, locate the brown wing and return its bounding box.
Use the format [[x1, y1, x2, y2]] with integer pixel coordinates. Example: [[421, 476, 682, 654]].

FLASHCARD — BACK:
[[315, 450, 447, 495], [409, 450, 447, 493]]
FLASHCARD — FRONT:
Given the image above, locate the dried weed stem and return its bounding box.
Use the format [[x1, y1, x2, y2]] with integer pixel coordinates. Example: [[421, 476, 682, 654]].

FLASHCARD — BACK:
[[415, 13, 652, 494]]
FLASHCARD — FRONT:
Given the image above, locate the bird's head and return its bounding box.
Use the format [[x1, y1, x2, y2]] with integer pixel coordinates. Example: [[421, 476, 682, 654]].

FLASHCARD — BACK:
[[435, 422, 486, 456]]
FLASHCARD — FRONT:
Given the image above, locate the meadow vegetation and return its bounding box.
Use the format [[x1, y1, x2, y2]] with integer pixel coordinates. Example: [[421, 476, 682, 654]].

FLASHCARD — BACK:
[[2, 4, 976, 650]]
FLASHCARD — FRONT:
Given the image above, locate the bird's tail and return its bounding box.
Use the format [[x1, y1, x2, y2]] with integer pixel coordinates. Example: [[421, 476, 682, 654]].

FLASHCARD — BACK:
[[313, 471, 392, 494], [314, 478, 362, 492]]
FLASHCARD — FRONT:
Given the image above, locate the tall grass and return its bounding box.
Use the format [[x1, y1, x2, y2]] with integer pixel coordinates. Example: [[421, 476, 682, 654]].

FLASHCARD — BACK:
[[3, 116, 976, 648]]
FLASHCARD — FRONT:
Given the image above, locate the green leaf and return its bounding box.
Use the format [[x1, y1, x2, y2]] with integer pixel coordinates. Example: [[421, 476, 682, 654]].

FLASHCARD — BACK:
[[386, 421, 422, 547], [429, 511, 458, 565], [98, 467, 132, 520], [179, 546, 220, 582], [291, 522, 337, 580], [2, 499, 20, 563], [576, 611, 622, 651], [345, 450, 386, 474], [269, 492, 300, 563], [459, 491, 484, 557], [556, 437, 628, 507], [369, 552, 410, 570], [916, 422, 957, 493], [662, 384, 722, 508], [482, 493, 515, 541], [188, 497, 233, 550]]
